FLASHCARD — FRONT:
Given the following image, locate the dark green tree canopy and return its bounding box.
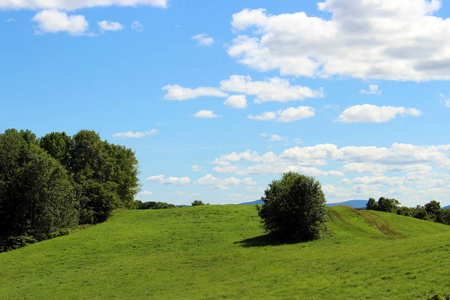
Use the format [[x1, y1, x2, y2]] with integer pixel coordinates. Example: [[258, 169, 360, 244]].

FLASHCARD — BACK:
[[0, 129, 78, 242], [0, 128, 140, 251], [258, 172, 328, 243]]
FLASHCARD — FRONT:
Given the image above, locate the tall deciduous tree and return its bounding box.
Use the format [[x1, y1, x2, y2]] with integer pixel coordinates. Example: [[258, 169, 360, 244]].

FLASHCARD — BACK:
[[0, 129, 78, 242]]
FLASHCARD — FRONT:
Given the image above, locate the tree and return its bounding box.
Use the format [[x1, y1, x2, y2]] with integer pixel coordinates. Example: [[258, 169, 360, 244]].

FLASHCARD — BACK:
[[0, 129, 78, 245], [191, 200, 205, 206], [257, 172, 328, 243], [425, 200, 441, 222], [365, 197, 400, 213]]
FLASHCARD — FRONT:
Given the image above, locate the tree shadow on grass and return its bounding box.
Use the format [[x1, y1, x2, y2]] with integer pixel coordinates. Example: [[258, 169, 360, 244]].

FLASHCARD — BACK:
[[234, 234, 285, 248]]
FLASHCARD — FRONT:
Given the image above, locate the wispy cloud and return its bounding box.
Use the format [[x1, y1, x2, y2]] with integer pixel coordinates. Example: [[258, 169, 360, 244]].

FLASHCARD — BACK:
[[192, 33, 214, 46], [112, 130, 158, 138], [248, 106, 315, 122], [162, 85, 228, 100], [361, 85, 382, 95]]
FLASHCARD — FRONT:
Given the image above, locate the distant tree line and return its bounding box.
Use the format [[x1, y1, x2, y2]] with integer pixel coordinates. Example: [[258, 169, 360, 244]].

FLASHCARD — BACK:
[[0, 129, 140, 251], [134, 200, 175, 209], [366, 197, 450, 225]]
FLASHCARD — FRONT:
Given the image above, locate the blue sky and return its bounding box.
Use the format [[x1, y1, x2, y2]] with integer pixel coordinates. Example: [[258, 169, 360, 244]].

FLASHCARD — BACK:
[[1, 0, 450, 206]]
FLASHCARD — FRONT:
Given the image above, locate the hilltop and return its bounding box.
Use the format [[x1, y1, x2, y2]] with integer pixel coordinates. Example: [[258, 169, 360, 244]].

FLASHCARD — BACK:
[[0, 205, 449, 299]]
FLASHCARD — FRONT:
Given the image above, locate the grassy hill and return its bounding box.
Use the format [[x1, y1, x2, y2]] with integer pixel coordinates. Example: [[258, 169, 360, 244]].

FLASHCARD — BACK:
[[1, 205, 449, 299]]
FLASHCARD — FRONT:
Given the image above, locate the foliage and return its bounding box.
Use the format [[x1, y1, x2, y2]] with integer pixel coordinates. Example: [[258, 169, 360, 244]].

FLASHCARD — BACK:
[[257, 172, 328, 242], [366, 197, 400, 213], [424, 291, 450, 300], [135, 200, 175, 209], [0, 206, 449, 299], [0, 128, 140, 251], [367, 198, 450, 226], [191, 200, 205, 206], [0, 129, 78, 245]]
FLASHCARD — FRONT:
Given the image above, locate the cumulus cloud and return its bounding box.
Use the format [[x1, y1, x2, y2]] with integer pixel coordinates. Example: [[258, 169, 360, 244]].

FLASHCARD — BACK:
[[162, 84, 228, 100], [112, 130, 158, 138], [1, 0, 167, 10], [98, 20, 123, 31], [193, 110, 218, 118], [146, 175, 191, 186], [195, 174, 256, 189], [248, 106, 315, 122], [336, 104, 422, 122], [361, 85, 382, 95], [131, 21, 144, 31], [32, 10, 89, 35], [229, 1, 450, 81], [224, 95, 247, 109], [192, 33, 214, 46], [220, 75, 323, 103], [211, 143, 450, 178]]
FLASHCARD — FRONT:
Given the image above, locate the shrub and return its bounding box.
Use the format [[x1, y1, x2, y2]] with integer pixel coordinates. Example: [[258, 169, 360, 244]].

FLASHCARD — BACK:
[[191, 200, 205, 206], [257, 172, 328, 243]]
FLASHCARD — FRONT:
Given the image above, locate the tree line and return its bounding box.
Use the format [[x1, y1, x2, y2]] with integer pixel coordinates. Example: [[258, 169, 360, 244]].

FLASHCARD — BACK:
[[366, 197, 450, 225], [0, 129, 140, 251]]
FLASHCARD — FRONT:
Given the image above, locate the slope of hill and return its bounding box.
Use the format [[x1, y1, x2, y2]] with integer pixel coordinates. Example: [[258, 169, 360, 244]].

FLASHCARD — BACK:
[[0, 205, 449, 299], [443, 205, 450, 210]]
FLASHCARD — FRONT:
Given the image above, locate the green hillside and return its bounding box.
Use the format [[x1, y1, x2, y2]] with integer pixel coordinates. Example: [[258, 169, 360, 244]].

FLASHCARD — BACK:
[[1, 205, 449, 299]]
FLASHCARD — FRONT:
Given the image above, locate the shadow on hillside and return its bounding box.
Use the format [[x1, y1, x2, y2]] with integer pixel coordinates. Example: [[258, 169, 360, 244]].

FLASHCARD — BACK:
[[234, 234, 284, 247]]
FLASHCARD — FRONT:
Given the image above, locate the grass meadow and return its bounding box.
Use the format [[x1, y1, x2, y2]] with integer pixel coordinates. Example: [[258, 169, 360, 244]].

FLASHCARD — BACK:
[[0, 205, 449, 299]]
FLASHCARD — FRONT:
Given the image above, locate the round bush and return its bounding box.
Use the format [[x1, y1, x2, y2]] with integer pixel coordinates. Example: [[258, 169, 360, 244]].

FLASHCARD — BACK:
[[257, 172, 328, 243]]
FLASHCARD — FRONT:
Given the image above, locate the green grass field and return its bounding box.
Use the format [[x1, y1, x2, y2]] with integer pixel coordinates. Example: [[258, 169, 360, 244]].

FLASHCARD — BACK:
[[1, 205, 449, 299]]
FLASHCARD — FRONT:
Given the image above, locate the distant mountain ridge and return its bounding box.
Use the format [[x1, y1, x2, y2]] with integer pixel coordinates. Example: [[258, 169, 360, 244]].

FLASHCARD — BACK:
[[443, 205, 450, 210], [326, 200, 368, 209], [239, 199, 368, 209]]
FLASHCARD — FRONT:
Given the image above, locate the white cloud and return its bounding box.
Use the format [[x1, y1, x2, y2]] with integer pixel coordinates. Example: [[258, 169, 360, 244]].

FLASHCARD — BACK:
[[278, 106, 315, 122], [260, 133, 285, 142], [173, 191, 185, 197], [361, 85, 382, 95], [195, 174, 256, 189], [440, 94, 450, 108], [32, 10, 89, 35], [5, 18, 15, 22], [112, 130, 158, 138], [247, 112, 277, 121], [192, 33, 214, 46], [139, 190, 153, 195], [220, 75, 323, 103], [193, 110, 218, 118], [131, 21, 144, 31], [162, 84, 228, 100], [248, 106, 315, 122], [191, 165, 205, 172], [211, 143, 450, 179], [336, 104, 422, 122], [98, 20, 123, 31], [1, 0, 167, 10], [224, 95, 247, 109], [146, 175, 191, 186], [229, 2, 450, 81]]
